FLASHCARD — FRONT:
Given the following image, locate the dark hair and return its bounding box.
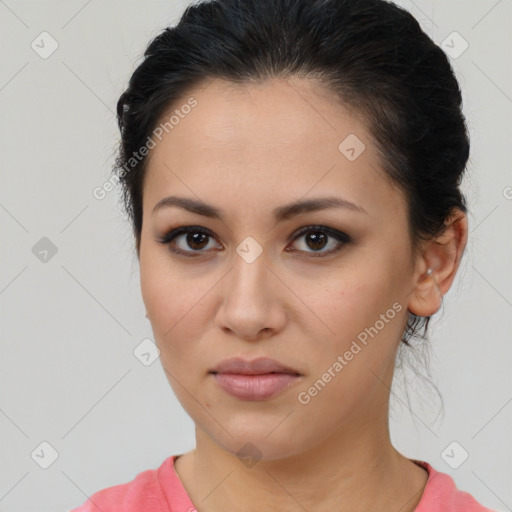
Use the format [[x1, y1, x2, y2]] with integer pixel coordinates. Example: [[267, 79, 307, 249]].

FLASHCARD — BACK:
[[114, 0, 469, 349]]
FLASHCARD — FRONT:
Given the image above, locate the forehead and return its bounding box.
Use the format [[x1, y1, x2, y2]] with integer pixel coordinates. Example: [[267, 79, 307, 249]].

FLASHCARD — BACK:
[[153, 76, 367, 151], [143, 77, 405, 220]]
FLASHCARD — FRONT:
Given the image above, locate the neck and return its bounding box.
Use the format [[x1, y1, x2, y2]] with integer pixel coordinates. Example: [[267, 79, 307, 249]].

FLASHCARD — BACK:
[[176, 409, 428, 512]]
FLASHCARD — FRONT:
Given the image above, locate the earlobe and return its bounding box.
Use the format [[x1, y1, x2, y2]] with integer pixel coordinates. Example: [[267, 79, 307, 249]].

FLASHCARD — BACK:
[[407, 268, 443, 317], [407, 209, 468, 318]]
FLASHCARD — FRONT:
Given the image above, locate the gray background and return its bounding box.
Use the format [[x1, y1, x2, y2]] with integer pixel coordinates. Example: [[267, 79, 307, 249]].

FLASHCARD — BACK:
[[0, 1, 511, 511]]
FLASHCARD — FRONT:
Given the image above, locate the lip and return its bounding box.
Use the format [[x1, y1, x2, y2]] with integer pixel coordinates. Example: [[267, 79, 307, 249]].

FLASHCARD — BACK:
[[211, 373, 301, 400], [209, 357, 301, 376], [209, 357, 302, 401]]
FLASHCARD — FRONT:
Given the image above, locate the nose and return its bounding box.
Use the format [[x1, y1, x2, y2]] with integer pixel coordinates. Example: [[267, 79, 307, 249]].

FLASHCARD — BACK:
[[214, 250, 287, 341]]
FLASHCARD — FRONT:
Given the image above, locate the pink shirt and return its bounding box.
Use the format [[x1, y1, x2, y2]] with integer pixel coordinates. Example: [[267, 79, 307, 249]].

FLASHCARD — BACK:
[[69, 455, 496, 511]]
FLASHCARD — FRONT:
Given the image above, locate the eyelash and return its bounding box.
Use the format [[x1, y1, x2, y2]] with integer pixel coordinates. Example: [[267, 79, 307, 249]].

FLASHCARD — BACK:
[[156, 225, 351, 259]]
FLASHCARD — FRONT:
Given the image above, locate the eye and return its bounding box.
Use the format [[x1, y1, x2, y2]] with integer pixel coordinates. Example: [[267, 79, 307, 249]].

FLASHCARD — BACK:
[[287, 225, 351, 257], [157, 226, 221, 258], [157, 225, 351, 258]]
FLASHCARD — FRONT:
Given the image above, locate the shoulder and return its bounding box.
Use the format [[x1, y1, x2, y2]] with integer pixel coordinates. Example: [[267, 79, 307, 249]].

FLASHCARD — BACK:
[[414, 460, 498, 512], [68, 456, 175, 512]]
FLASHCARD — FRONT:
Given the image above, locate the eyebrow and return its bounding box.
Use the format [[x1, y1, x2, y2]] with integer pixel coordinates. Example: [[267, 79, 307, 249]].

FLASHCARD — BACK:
[[152, 195, 367, 222]]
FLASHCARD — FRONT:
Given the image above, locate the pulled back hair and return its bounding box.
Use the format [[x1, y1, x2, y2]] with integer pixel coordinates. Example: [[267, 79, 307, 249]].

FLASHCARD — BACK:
[[114, 0, 469, 350]]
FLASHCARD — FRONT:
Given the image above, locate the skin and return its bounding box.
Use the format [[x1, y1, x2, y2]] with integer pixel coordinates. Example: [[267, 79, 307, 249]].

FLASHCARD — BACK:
[[138, 76, 468, 512]]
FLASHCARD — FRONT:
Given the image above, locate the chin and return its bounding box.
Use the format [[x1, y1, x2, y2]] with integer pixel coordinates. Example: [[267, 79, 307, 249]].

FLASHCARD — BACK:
[[211, 428, 310, 463]]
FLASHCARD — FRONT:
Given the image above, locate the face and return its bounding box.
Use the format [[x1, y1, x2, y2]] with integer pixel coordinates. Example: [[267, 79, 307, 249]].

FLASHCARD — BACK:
[[139, 77, 420, 460]]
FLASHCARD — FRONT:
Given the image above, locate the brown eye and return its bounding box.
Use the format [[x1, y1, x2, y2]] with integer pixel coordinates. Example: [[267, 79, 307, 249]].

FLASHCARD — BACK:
[[303, 231, 328, 251], [157, 225, 351, 259], [287, 226, 351, 257], [181, 231, 210, 250], [157, 226, 221, 258]]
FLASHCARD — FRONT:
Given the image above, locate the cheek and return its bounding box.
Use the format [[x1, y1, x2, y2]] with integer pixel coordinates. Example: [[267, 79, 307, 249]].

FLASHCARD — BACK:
[[322, 271, 396, 332], [295, 277, 404, 418], [140, 258, 216, 422], [312, 264, 406, 372], [140, 251, 215, 366], [140, 242, 190, 324]]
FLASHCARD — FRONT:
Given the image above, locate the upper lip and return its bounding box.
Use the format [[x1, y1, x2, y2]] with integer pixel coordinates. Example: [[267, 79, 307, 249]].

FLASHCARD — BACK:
[[210, 357, 301, 375]]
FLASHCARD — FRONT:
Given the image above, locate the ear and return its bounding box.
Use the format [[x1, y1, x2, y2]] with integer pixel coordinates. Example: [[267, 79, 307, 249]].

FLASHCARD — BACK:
[[407, 209, 468, 317]]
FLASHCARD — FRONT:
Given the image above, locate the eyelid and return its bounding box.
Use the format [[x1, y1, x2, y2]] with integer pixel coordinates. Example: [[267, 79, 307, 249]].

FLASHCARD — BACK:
[[286, 225, 351, 258], [157, 226, 220, 258], [157, 224, 351, 258]]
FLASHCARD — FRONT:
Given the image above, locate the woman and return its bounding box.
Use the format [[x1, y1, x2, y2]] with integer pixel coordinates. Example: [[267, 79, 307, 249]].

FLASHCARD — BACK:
[[71, 0, 496, 510]]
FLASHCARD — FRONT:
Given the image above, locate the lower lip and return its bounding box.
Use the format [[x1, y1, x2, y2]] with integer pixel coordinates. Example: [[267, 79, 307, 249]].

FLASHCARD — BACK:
[[211, 372, 300, 400]]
